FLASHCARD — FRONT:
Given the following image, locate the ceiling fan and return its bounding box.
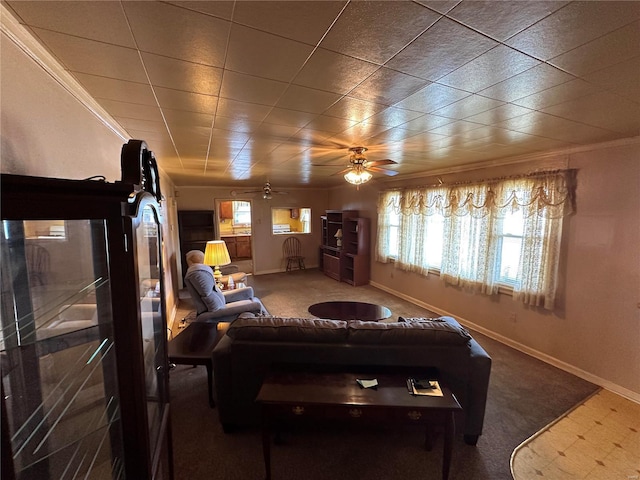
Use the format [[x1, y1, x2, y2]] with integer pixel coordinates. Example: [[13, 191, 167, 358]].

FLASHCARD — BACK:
[[244, 182, 288, 200], [316, 147, 398, 186]]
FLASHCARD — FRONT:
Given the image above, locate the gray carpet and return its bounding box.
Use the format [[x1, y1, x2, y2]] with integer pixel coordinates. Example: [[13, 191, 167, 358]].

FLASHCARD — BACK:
[[169, 269, 598, 480]]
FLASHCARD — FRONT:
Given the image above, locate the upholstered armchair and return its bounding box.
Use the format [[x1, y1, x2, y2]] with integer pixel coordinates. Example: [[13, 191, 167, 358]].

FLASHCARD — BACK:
[[184, 264, 267, 324]]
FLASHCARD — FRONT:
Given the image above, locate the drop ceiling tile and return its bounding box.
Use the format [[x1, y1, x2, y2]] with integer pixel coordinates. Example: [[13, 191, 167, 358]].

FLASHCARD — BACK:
[[429, 120, 484, 137], [330, 123, 391, 146], [155, 88, 218, 115], [98, 99, 163, 122], [219, 71, 288, 106], [447, 1, 568, 41], [293, 48, 379, 95], [584, 57, 640, 102], [512, 78, 600, 110], [549, 21, 640, 77], [432, 95, 504, 120], [464, 104, 535, 126], [142, 53, 223, 95], [275, 85, 342, 114], [395, 83, 470, 113], [478, 63, 574, 102], [233, 1, 346, 45], [73, 73, 157, 106], [114, 117, 165, 134], [400, 114, 454, 132], [321, 1, 441, 64], [163, 109, 214, 130], [213, 116, 263, 134], [507, 2, 640, 60], [386, 17, 497, 81], [165, 1, 235, 20], [498, 111, 617, 144], [6, 1, 135, 47], [263, 108, 317, 128], [290, 128, 336, 146], [304, 115, 358, 134], [350, 68, 430, 106], [216, 98, 272, 123], [542, 91, 640, 135], [226, 24, 314, 83], [123, 2, 230, 67], [31, 28, 147, 83], [365, 107, 425, 128], [253, 123, 301, 140], [439, 45, 540, 93], [323, 96, 386, 122]]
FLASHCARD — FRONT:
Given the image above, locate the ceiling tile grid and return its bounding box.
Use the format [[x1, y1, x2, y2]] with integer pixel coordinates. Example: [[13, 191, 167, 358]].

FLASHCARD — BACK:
[[4, 0, 639, 188]]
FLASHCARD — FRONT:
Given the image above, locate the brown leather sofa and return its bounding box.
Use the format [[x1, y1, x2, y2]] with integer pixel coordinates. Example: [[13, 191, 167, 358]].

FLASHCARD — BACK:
[[212, 315, 492, 445]]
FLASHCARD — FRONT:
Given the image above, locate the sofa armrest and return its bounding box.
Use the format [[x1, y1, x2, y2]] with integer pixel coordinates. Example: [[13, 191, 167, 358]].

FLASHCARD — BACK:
[[464, 338, 492, 443], [223, 287, 254, 303]]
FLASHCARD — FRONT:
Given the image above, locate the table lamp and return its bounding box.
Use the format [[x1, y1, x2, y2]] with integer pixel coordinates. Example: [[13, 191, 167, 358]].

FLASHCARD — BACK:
[[334, 229, 343, 247], [204, 240, 231, 282]]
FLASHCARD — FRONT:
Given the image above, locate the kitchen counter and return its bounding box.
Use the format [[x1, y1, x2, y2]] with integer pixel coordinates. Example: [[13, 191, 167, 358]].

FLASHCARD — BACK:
[[221, 233, 251, 237]]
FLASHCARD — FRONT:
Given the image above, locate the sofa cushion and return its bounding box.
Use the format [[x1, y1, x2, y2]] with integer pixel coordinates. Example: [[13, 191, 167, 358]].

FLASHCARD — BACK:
[[347, 316, 471, 345], [226, 316, 348, 343]]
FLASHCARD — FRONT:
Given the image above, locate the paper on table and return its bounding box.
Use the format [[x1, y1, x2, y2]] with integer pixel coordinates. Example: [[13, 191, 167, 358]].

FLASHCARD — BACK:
[[356, 378, 378, 389], [410, 379, 443, 397]]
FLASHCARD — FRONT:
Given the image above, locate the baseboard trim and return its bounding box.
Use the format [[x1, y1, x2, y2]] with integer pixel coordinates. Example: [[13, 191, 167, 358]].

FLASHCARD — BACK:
[[370, 280, 640, 404]]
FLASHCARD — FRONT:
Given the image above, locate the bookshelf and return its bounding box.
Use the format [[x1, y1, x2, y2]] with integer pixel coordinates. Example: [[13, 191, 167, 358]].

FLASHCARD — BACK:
[[319, 210, 369, 286]]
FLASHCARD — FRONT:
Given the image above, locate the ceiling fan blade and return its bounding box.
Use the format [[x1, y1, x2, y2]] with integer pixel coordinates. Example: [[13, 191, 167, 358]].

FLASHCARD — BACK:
[[243, 190, 262, 193], [368, 166, 399, 176], [273, 191, 289, 195], [330, 167, 352, 176], [366, 159, 397, 167]]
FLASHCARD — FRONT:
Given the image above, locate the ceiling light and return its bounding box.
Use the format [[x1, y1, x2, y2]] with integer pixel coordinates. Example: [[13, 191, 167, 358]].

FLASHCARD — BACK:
[[344, 168, 372, 185]]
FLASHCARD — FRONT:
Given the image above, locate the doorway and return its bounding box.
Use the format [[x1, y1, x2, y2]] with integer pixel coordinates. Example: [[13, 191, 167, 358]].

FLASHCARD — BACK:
[[215, 199, 253, 273]]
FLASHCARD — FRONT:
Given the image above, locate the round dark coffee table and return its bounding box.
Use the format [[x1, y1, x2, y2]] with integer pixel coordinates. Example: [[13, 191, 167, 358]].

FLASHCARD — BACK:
[[308, 301, 392, 321]]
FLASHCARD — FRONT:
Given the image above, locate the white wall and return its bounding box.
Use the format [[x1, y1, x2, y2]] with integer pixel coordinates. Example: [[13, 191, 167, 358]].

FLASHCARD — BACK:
[[339, 139, 640, 400], [1, 28, 181, 325]]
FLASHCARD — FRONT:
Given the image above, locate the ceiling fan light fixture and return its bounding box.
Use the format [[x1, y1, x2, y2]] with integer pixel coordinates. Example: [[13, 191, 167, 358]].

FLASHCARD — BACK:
[[344, 168, 372, 185]]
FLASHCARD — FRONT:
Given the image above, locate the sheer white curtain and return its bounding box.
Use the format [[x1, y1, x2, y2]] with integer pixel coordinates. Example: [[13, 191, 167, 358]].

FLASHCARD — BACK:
[[376, 171, 575, 310]]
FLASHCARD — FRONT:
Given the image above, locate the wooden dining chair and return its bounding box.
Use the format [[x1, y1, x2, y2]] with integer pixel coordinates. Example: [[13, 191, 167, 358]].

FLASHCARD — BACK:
[[282, 237, 305, 272]]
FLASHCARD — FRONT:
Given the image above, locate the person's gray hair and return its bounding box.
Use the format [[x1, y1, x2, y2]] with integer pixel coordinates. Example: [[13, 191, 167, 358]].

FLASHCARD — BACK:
[[186, 250, 205, 266]]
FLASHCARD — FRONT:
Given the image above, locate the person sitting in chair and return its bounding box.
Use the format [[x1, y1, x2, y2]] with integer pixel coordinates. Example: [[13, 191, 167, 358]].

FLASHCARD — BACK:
[[184, 250, 267, 324]]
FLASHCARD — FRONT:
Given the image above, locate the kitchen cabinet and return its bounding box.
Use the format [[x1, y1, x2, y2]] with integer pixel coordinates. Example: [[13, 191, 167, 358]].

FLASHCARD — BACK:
[[219, 202, 233, 220], [221, 235, 252, 260]]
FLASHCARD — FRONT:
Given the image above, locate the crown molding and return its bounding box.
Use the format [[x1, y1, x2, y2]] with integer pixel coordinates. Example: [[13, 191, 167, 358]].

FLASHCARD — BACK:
[[1, 3, 129, 141]]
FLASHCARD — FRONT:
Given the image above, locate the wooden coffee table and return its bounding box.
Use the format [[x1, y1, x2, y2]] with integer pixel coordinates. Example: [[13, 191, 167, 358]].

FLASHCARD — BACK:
[[256, 371, 462, 480], [168, 322, 223, 408], [308, 301, 392, 321]]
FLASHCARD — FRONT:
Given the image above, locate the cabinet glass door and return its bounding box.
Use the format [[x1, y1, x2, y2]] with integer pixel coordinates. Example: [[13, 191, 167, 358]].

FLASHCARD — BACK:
[[1, 219, 125, 479], [135, 203, 169, 477]]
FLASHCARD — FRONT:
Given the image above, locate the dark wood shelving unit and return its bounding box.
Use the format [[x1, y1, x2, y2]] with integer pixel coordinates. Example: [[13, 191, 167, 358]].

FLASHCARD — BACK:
[[319, 210, 370, 286], [178, 210, 215, 278]]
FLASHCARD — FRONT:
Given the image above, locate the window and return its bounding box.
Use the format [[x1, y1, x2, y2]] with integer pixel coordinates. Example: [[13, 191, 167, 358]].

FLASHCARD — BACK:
[[233, 201, 251, 225], [271, 208, 312, 234], [376, 171, 575, 309], [496, 209, 524, 284]]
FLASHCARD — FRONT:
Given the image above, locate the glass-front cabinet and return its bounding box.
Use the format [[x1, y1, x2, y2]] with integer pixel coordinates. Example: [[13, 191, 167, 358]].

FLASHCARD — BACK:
[[1, 140, 173, 480]]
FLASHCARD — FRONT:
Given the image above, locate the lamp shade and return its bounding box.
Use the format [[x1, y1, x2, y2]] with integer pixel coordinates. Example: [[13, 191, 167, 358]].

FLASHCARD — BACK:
[[334, 229, 343, 238], [204, 240, 231, 268], [344, 168, 372, 185]]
